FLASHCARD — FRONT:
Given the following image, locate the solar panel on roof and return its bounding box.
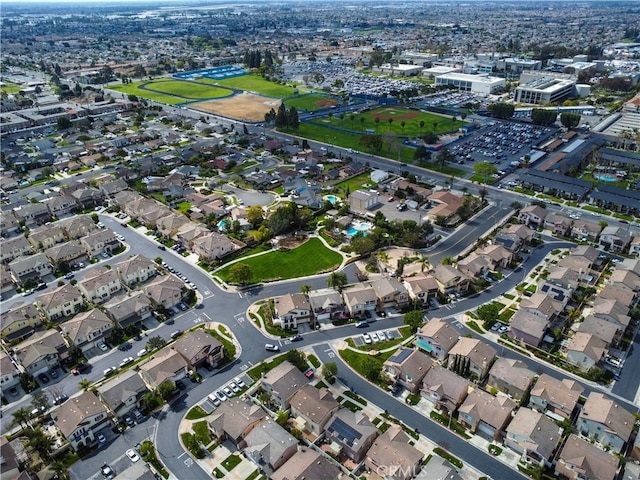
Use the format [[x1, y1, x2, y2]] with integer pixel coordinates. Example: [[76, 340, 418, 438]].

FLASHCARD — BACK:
[[328, 417, 362, 446]]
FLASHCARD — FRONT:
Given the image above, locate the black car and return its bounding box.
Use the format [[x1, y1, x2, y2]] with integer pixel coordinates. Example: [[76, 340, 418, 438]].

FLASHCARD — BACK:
[[36, 282, 47, 290], [123, 415, 135, 427], [38, 373, 49, 383], [157, 245, 166, 250], [176, 380, 186, 390], [290, 334, 303, 342]]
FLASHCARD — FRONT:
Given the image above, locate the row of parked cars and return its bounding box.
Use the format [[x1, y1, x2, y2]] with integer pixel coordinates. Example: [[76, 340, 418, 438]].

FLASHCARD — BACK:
[[362, 330, 395, 344], [208, 377, 247, 406]]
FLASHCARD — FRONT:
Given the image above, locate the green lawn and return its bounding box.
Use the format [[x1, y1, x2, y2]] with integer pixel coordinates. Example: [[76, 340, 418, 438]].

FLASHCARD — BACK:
[[201, 74, 301, 98], [216, 238, 342, 283], [334, 172, 376, 193], [176, 201, 192, 214], [110, 78, 232, 102], [1, 81, 23, 95], [221, 454, 242, 472], [284, 93, 342, 111]]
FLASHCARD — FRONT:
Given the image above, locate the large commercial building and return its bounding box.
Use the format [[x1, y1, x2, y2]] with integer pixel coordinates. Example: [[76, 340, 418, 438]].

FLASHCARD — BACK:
[[433, 73, 505, 95], [514, 76, 576, 105]]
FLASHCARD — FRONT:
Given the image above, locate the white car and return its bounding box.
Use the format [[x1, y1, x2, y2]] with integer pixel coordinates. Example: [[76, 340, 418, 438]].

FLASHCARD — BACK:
[[234, 377, 246, 389], [126, 449, 140, 462], [136, 348, 148, 357], [371, 332, 380, 342], [363, 333, 372, 344], [97, 433, 107, 444], [103, 367, 116, 376], [229, 381, 240, 393], [97, 341, 109, 352], [119, 357, 134, 367]]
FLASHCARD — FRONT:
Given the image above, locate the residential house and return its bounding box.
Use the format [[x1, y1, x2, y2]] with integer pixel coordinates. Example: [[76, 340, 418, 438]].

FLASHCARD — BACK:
[[0, 211, 21, 237], [78, 266, 122, 303], [564, 245, 601, 270], [630, 236, 640, 257], [290, 385, 340, 435], [577, 316, 624, 347], [494, 224, 534, 252], [241, 418, 298, 472], [537, 266, 580, 307], [0, 264, 15, 295], [365, 425, 423, 480], [57, 215, 97, 239], [507, 310, 550, 347], [447, 337, 496, 381], [9, 253, 53, 284], [349, 190, 380, 211], [414, 457, 463, 480], [432, 265, 470, 295], [458, 388, 516, 440], [36, 283, 85, 321], [0, 352, 21, 394], [592, 298, 631, 330], [577, 392, 634, 453], [138, 347, 189, 390], [505, 408, 561, 467], [99, 178, 128, 197], [415, 317, 461, 361], [517, 205, 548, 227], [172, 330, 224, 370], [156, 213, 190, 238], [342, 284, 378, 317], [103, 291, 153, 328], [271, 448, 341, 480], [175, 223, 211, 248], [0, 235, 33, 263], [609, 269, 640, 292], [43, 195, 77, 217], [486, 358, 535, 402], [570, 219, 603, 242], [555, 434, 619, 480], [14, 329, 68, 376], [60, 309, 113, 353], [519, 292, 562, 320], [80, 229, 120, 257], [192, 232, 243, 260], [273, 293, 313, 330], [324, 410, 378, 463], [403, 273, 439, 306], [475, 244, 513, 269], [142, 275, 185, 309], [69, 186, 104, 209], [114, 254, 157, 286], [45, 240, 88, 268], [599, 226, 632, 253], [566, 332, 607, 370], [456, 253, 493, 278], [427, 191, 465, 223], [420, 363, 470, 414], [599, 284, 637, 308], [529, 373, 584, 420], [543, 212, 572, 236], [371, 276, 410, 310], [261, 361, 309, 410], [97, 370, 149, 419], [208, 398, 265, 445], [307, 289, 345, 322], [13, 203, 51, 226], [383, 348, 434, 393], [54, 391, 110, 450], [0, 302, 42, 342], [27, 224, 65, 250]]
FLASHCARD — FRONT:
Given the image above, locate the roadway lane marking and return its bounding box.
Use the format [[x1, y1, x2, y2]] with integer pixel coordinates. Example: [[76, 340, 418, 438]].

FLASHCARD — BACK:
[[201, 312, 211, 321], [177, 452, 187, 459], [184, 458, 193, 467], [203, 290, 211, 295]]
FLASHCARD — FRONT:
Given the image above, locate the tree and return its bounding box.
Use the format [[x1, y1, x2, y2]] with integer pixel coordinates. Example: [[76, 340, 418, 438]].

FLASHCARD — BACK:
[[476, 303, 502, 329], [24, 427, 55, 461], [322, 362, 338, 381], [57, 117, 72, 130], [351, 235, 376, 256], [300, 284, 311, 294], [403, 310, 424, 332], [229, 263, 253, 285], [79, 378, 92, 392], [361, 357, 380, 382], [327, 271, 347, 291], [473, 161, 498, 184], [158, 380, 176, 401], [487, 103, 515, 120], [246, 205, 264, 227], [31, 391, 49, 412], [560, 112, 581, 129], [441, 256, 455, 265], [10, 407, 32, 431], [276, 411, 289, 427], [531, 109, 558, 126], [285, 349, 307, 371], [146, 335, 166, 351]]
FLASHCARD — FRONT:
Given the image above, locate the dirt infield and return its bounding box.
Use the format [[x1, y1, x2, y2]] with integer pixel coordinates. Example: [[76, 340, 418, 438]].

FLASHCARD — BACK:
[[370, 108, 420, 121], [316, 99, 339, 107], [189, 92, 281, 122]]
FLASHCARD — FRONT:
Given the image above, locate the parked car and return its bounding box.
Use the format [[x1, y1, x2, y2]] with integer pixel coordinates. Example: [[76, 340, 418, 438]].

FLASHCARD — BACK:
[[119, 357, 134, 368], [97, 433, 107, 444], [137, 348, 148, 357], [363, 333, 372, 344], [214, 390, 227, 402], [103, 367, 116, 376], [123, 415, 135, 427], [234, 377, 246, 389], [101, 464, 114, 479], [223, 386, 234, 397], [229, 381, 240, 393], [290, 334, 303, 342], [126, 449, 140, 462], [97, 341, 109, 352], [355, 321, 369, 328], [170, 330, 183, 339], [264, 343, 280, 352], [38, 373, 49, 383], [53, 394, 68, 405]]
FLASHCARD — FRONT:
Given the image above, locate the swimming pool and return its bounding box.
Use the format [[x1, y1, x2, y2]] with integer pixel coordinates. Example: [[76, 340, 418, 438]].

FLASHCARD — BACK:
[[217, 220, 228, 231], [325, 195, 340, 205], [345, 221, 373, 237], [594, 174, 617, 182]]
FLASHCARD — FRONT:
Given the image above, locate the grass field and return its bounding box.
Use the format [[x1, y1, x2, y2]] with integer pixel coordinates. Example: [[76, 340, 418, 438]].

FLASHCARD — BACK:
[[200, 74, 301, 98], [310, 106, 464, 137], [216, 238, 341, 283], [0, 81, 23, 95], [284, 93, 341, 111], [110, 78, 232, 103]]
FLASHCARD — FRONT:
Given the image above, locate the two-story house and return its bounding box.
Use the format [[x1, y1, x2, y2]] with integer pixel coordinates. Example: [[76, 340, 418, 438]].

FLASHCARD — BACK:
[[307, 289, 345, 323], [78, 266, 122, 303], [172, 330, 224, 370], [420, 363, 470, 414], [324, 410, 378, 463], [240, 418, 298, 472], [0, 302, 42, 342], [114, 254, 157, 286], [486, 358, 535, 402], [577, 392, 635, 454], [555, 434, 619, 480], [14, 329, 68, 377], [342, 284, 378, 318], [0, 352, 21, 395], [27, 224, 66, 251], [97, 370, 149, 420], [599, 225, 632, 253], [138, 347, 189, 390], [273, 293, 313, 330], [208, 398, 265, 446], [505, 408, 561, 467], [290, 385, 340, 436], [371, 276, 410, 310], [60, 309, 113, 353], [365, 426, 423, 480], [0, 235, 33, 264], [54, 391, 111, 450], [57, 215, 97, 239], [9, 253, 53, 285], [142, 274, 185, 310], [415, 318, 461, 361], [432, 265, 470, 295], [383, 348, 434, 394], [458, 388, 516, 440], [529, 373, 584, 420], [103, 291, 153, 328], [447, 337, 497, 381], [36, 283, 85, 322], [261, 361, 309, 410], [566, 332, 607, 370], [403, 273, 439, 306], [517, 205, 548, 227], [192, 232, 243, 260], [80, 229, 121, 257]]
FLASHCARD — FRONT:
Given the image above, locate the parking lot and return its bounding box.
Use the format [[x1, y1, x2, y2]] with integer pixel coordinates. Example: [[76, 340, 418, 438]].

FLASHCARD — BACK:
[[353, 328, 401, 347]]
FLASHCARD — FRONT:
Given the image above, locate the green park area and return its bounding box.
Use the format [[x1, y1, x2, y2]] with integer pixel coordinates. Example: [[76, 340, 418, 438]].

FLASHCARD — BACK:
[[284, 93, 342, 112], [0, 81, 23, 95], [200, 74, 301, 98], [110, 78, 233, 103], [216, 237, 342, 283]]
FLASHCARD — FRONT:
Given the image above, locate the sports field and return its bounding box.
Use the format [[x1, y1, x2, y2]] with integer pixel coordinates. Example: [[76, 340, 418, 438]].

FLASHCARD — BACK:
[[309, 106, 464, 137], [200, 74, 300, 98], [190, 92, 281, 122], [284, 93, 341, 112], [110, 78, 232, 104]]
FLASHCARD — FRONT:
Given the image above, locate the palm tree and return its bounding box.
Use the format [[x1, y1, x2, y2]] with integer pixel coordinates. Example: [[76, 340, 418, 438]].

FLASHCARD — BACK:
[[374, 117, 380, 133], [419, 120, 425, 136], [327, 271, 347, 292], [432, 121, 438, 133], [419, 255, 430, 272], [25, 427, 55, 461], [79, 378, 91, 392], [400, 121, 406, 135], [10, 407, 32, 431], [300, 284, 311, 294], [441, 256, 455, 265], [350, 114, 355, 130], [388, 118, 394, 132], [360, 116, 365, 131]]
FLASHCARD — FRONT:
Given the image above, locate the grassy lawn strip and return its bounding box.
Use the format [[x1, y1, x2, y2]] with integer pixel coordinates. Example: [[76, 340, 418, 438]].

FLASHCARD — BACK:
[[430, 411, 471, 438], [140, 440, 170, 478], [466, 320, 485, 334], [109, 82, 186, 105], [343, 390, 367, 405], [221, 453, 242, 472], [334, 172, 375, 194], [192, 421, 212, 446], [186, 406, 208, 420], [216, 238, 341, 283], [308, 354, 321, 368], [341, 399, 362, 412], [247, 353, 288, 380], [433, 447, 463, 468]]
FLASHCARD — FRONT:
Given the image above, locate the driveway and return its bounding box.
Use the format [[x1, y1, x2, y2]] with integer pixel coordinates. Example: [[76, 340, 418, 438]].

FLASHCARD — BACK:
[[220, 184, 275, 206]]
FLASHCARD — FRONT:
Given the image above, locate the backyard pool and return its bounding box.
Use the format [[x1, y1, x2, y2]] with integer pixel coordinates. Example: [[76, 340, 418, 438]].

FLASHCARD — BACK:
[[345, 221, 373, 237], [594, 174, 617, 182], [325, 195, 340, 205], [217, 220, 228, 231]]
